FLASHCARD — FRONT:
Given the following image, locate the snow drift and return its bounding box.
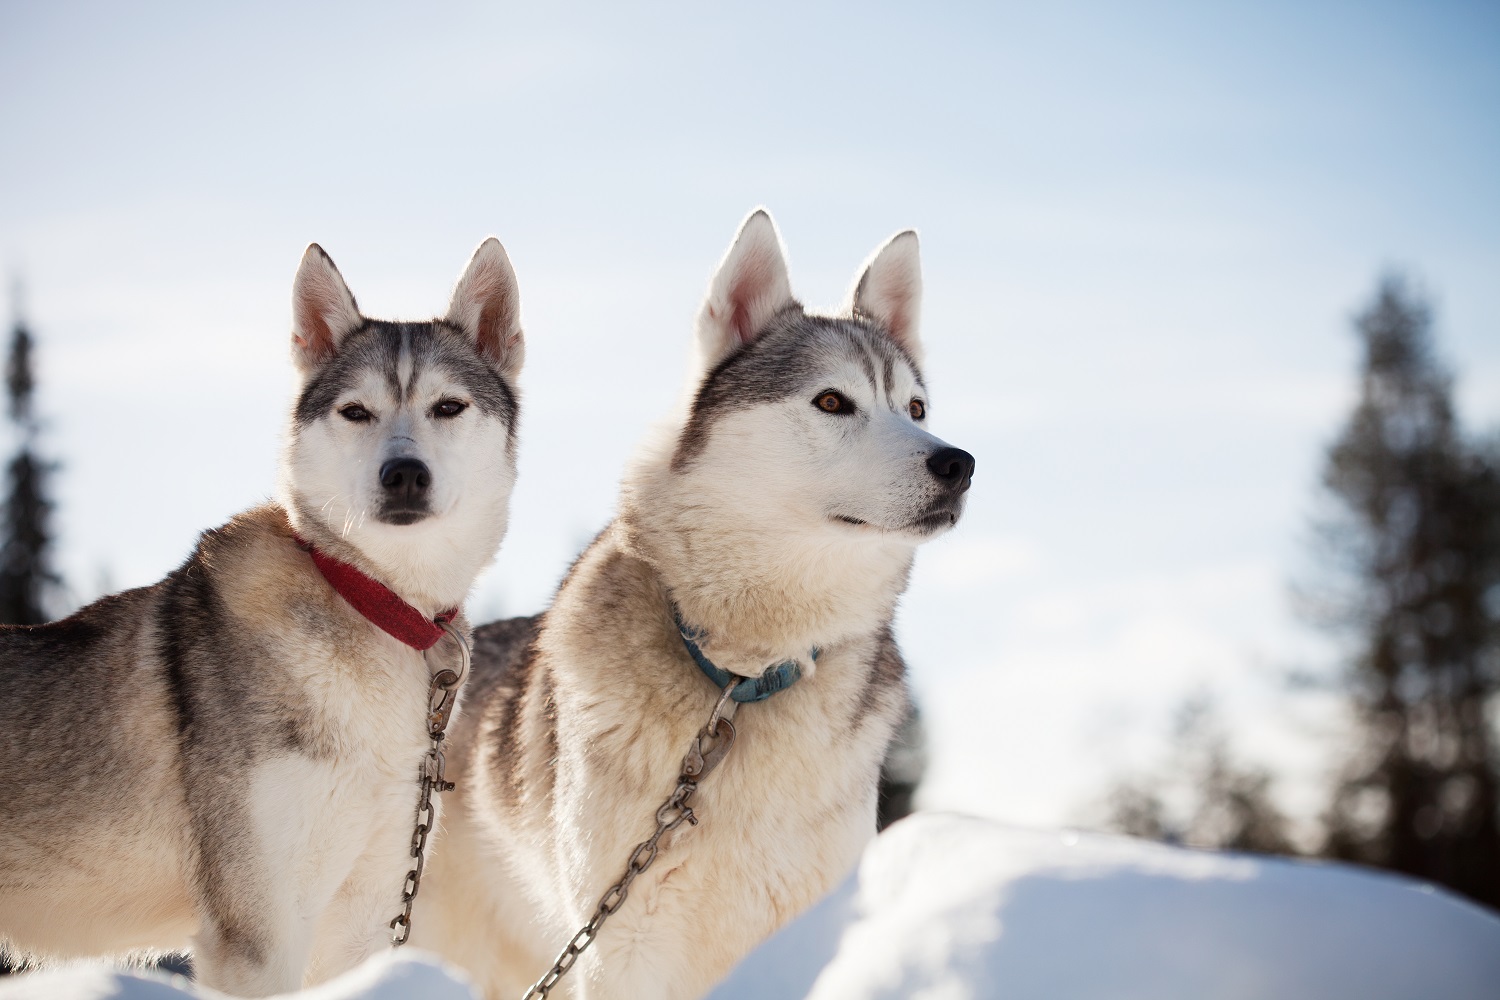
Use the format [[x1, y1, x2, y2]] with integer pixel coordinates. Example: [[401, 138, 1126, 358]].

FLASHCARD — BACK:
[[5, 813, 1497, 1000], [709, 813, 1500, 1000]]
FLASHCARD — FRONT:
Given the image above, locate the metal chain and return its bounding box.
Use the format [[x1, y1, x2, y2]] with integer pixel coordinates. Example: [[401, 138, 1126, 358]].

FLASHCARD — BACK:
[[520, 683, 740, 999], [390, 620, 471, 946]]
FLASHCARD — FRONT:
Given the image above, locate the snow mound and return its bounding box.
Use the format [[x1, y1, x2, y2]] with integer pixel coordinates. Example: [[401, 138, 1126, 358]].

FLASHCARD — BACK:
[[7, 816, 1497, 999], [0, 949, 475, 1000], [708, 812, 1500, 1000]]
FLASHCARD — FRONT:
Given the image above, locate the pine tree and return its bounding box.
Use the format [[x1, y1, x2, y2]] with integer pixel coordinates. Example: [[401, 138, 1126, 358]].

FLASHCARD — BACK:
[[0, 310, 59, 625], [1312, 275, 1500, 907]]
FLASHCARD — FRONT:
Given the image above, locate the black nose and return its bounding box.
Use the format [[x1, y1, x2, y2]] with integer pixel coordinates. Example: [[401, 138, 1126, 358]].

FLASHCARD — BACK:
[[379, 458, 431, 499], [926, 447, 975, 492]]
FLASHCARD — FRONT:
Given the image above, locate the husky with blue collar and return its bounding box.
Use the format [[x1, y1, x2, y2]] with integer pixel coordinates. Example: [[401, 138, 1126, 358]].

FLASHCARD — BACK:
[[416, 209, 975, 1000]]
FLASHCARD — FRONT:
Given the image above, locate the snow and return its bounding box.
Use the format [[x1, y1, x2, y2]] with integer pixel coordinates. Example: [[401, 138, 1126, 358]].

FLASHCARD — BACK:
[[7, 814, 1498, 1000], [708, 813, 1500, 1000], [0, 950, 475, 1000]]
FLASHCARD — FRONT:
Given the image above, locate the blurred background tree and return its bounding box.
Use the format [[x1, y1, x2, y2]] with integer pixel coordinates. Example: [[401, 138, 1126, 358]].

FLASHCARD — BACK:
[[0, 303, 59, 626], [1100, 693, 1297, 855], [1094, 275, 1500, 913], [1307, 276, 1500, 907]]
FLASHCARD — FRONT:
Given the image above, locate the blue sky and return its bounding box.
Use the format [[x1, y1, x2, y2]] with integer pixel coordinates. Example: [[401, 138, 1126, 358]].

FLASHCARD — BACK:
[[2, 0, 1497, 832]]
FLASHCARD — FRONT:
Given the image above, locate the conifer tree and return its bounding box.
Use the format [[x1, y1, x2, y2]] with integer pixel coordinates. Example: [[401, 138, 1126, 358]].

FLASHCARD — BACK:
[[1312, 275, 1500, 907], [0, 309, 59, 625]]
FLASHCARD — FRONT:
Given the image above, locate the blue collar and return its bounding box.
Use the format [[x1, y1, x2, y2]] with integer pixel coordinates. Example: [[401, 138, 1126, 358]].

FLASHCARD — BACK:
[[673, 608, 819, 703]]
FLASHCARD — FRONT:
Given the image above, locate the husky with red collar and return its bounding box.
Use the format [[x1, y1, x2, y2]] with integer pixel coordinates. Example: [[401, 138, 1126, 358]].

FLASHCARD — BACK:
[[415, 210, 975, 999], [0, 241, 526, 995]]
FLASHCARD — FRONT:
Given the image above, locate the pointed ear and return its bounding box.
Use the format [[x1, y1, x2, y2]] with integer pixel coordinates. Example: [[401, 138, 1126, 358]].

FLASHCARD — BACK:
[[695, 209, 795, 368], [291, 244, 363, 374], [446, 237, 524, 380], [847, 230, 923, 363]]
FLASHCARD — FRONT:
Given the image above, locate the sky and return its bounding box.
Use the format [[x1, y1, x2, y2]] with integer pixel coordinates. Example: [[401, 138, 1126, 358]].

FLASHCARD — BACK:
[[2, 0, 1497, 836]]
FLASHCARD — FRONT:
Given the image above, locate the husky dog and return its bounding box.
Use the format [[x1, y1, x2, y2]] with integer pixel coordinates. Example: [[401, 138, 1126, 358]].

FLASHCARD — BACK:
[[416, 210, 974, 999], [0, 240, 526, 996]]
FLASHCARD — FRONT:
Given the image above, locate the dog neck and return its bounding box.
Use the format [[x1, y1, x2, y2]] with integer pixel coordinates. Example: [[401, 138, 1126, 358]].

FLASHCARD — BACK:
[[618, 478, 914, 678], [294, 534, 458, 649], [658, 539, 910, 668], [283, 496, 500, 616]]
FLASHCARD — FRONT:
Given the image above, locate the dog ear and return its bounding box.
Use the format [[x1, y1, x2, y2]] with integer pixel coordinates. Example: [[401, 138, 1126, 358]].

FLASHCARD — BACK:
[[847, 230, 923, 363], [695, 208, 795, 368], [446, 237, 524, 379], [291, 244, 363, 373]]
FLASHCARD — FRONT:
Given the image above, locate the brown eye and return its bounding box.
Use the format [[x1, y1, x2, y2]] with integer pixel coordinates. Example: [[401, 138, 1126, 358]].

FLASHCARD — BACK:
[[339, 403, 372, 423], [815, 391, 852, 414], [909, 399, 926, 420], [433, 399, 468, 419]]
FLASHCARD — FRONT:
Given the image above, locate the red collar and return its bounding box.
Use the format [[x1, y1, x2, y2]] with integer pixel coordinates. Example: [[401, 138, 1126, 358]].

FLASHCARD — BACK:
[[294, 536, 458, 651]]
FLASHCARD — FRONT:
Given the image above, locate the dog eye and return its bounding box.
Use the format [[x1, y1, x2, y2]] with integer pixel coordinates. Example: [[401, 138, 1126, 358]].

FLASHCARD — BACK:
[[909, 399, 926, 420], [814, 391, 853, 415], [432, 399, 468, 419], [339, 404, 372, 423]]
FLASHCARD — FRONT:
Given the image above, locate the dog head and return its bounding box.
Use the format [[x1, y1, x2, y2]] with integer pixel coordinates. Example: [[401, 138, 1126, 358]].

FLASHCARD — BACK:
[[661, 209, 971, 538], [623, 210, 973, 644], [280, 240, 524, 607]]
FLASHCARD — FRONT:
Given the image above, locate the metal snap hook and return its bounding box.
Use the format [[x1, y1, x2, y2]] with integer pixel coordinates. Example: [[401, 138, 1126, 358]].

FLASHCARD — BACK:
[[683, 718, 736, 782]]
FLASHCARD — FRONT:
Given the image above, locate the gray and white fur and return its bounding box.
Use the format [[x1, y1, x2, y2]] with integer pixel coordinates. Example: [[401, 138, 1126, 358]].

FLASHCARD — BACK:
[[0, 239, 527, 996], [414, 209, 974, 999]]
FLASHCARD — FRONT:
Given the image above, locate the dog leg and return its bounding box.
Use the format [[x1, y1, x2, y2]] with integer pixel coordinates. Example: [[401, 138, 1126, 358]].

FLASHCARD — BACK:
[[305, 819, 417, 984], [192, 910, 311, 998], [189, 754, 360, 995], [185, 829, 324, 997]]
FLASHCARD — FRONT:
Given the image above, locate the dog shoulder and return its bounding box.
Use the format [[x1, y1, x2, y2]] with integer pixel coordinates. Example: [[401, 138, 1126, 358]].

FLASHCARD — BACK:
[[181, 504, 351, 642], [186, 503, 295, 572], [547, 525, 669, 659]]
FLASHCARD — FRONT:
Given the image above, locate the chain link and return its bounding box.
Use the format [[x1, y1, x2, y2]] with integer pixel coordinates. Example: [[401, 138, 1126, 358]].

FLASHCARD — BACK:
[[390, 621, 470, 947], [520, 687, 739, 999]]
